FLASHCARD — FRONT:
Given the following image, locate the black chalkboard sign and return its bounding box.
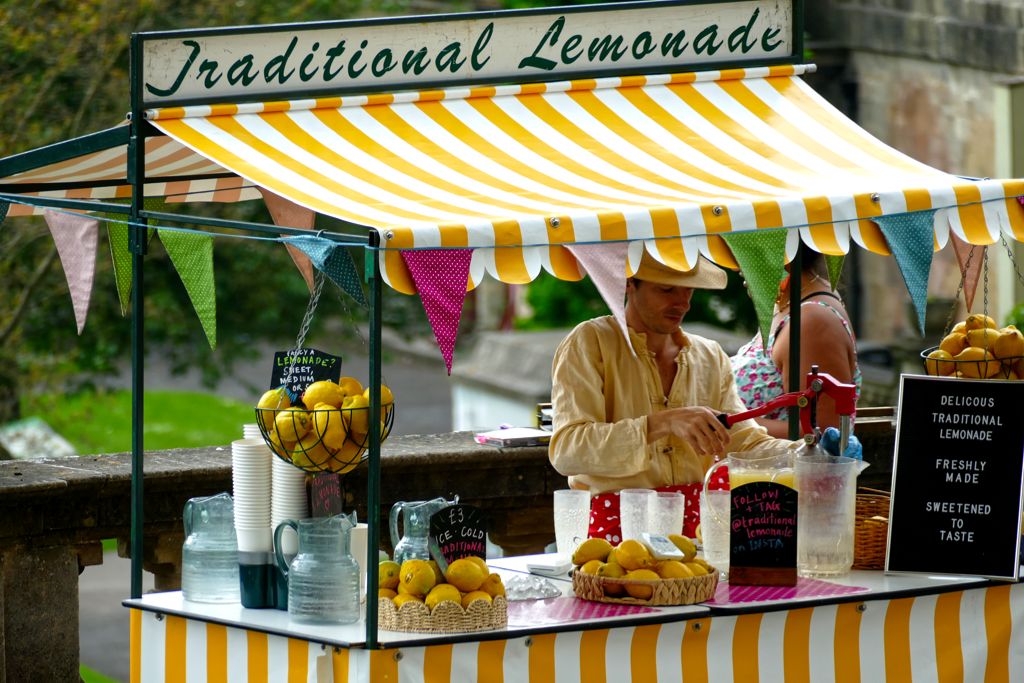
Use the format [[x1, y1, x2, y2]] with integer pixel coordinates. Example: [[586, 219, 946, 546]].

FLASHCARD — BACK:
[[729, 481, 798, 586], [270, 348, 342, 405], [887, 375, 1024, 580], [310, 473, 341, 519], [429, 504, 487, 575]]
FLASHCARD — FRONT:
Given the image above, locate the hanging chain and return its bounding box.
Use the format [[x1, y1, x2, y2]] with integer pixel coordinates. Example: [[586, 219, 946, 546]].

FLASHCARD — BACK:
[[984, 248, 990, 321], [279, 270, 326, 394], [1001, 235, 1024, 289], [943, 245, 975, 338], [330, 275, 388, 387]]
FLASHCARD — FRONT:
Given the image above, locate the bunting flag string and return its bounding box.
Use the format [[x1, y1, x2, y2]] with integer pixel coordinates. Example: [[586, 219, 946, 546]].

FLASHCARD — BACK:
[[721, 229, 789, 347], [824, 255, 845, 293], [259, 189, 316, 293], [566, 242, 635, 357], [104, 197, 164, 315], [950, 233, 984, 312], [159, 229, 217, 349], [400, 249, 474, 375], [282, 236, 368, 308], [43, 210, 99, 335], [875, 210, 938, 335]]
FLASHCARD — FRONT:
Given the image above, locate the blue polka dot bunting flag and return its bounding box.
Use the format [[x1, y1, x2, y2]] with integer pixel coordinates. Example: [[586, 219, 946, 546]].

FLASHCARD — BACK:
[[722, 228, 789, 347], [873, 210, 938, 335], [283, 236, 368, 309]]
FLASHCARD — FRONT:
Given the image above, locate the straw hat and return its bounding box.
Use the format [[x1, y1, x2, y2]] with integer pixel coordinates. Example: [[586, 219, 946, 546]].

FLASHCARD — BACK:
[[631, 250, 727, 290]]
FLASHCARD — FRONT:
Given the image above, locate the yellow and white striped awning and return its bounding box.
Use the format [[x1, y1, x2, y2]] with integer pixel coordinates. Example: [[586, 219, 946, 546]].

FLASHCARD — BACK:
[[143, 64, 1024, 293]]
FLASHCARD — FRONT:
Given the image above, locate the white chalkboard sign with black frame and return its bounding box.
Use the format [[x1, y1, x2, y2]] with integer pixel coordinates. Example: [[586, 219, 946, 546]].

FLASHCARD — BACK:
[[886, 374, 1024, 580]]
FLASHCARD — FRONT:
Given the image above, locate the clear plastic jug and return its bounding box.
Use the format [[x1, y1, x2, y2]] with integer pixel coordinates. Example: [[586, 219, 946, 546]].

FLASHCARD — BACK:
[[702, 448, 795, 521], [795, 454, 869, 578], [275, 513, 359, 624], [389, 497, 454, 565], [181, 492, 240, 603]]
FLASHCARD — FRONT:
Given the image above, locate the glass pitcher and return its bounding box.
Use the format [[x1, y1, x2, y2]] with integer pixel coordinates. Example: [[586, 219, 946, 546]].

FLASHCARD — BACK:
[[181, 492, 240, 603], [274, 513, 359, 624], [794, 454, 869, 578], [702, 448, 795, 525], [389, 496, 455, 565]]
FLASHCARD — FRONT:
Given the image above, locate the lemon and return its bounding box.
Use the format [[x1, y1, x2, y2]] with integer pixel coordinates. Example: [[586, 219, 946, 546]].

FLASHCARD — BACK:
[[392, 594, 424, 608], [925, 349, 955, 376], [605, 547, 619, 566], [275, 407, 311, 442], [994, 328, 1024, 360], [596, 562, 626, 595], [379, 588, 398, 600], [312, 404, 348, 449], [939, 333, 969, 357], [464, 556, 489, 576], [257, 387, 291, 431], [667, 535, 697, 562], [327, 438, 363, 474], [953, 347, 1000, 378], [580, 559, 604, 575], [293, 431, 336, 469], [966, 314, 997, 331], [363, 385, 395, 423], [396, 583, 413, 595], [379, 561, 400, 590], [655, 560, 694, 579], [343, 394, 370, 435], [691, 558, 713, 572], [462, 590, 493, 609], [445, 558, 486, 592], [480, 573, 505, 598], [399, 559, 436, 596], [952, 321, 967, 335], [967, 328, 999, 350], [571, 537, 613, 566], [623, 569, 660, 599], [427, 561, 446, 584], [338, 377, 364, 398], [424, 584, 462, 612], [616, 540, 654, 571], [683, 562, 709, 577], [695, 524, 703, 544], [302, 381, 344, 410], [267, 430, 296, 459]]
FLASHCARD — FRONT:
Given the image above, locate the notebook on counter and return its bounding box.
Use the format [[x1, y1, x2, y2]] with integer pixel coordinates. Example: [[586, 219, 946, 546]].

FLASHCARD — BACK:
[[475, 427, 552, 447]]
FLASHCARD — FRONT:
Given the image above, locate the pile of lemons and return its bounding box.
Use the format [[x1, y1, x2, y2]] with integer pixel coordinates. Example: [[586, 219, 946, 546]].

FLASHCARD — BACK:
[[926, 314, 1024, 379], [256, 378, 394, 472], [378, 557, 505, 611], [572, 537, 713, 600]]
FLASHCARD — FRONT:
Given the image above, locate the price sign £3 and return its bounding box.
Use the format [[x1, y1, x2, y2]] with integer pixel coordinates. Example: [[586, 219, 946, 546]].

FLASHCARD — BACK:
[[428, 504, 487, 576], [270, 348, 342, 405]]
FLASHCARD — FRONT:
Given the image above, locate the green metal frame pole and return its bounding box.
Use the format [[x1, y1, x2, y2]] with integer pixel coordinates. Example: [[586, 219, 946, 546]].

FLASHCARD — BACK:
[[788, 245, 802, 441], [365, 233, 383, 648], [128, 33, 148, 599]]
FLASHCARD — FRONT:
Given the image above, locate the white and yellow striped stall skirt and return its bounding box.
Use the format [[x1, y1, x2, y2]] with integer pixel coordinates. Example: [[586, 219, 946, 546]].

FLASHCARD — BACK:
[[131, 584, 1023, 682]]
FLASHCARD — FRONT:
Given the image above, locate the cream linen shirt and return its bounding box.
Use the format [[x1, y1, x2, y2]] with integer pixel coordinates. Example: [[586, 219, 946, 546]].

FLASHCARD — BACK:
[[549, 316, 789, 494]]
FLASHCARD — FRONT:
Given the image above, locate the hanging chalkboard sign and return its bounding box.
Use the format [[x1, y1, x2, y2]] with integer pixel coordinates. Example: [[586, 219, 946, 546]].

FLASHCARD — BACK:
[[269, 348, 342, 405], [310, 473, 341, 519], [887, 375, 1024, 580], [429, 504, 487, 575], [729, 481, 798, 586]]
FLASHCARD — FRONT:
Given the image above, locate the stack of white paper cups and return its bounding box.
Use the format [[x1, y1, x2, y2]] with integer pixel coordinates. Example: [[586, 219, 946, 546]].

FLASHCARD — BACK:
[[242, 423, 262, 441], [271, 456, 308, 555], [232, 438, 272, 553]]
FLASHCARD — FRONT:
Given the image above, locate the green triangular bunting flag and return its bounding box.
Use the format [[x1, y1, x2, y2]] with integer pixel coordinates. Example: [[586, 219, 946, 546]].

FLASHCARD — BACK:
[[722, 228, 789, 347], [824, 255, 845, 291], [102, 197, 165, 315], [159, 229, 217, 349]]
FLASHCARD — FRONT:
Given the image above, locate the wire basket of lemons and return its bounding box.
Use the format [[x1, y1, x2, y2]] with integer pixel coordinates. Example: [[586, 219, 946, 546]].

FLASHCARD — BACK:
[[255, 378, 395, 473], [921, 314, 1024, 380]]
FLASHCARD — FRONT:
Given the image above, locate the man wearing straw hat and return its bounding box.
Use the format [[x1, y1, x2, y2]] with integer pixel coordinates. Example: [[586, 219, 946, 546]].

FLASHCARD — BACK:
[[549, 251, 794, 543]]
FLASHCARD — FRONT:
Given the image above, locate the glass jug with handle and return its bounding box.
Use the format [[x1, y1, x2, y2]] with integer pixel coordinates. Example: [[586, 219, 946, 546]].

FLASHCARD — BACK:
[[795, 454, 869, 578], [181, 492, 240, 603], [275, 512, 359, 624], [389, 496, 455, 565]]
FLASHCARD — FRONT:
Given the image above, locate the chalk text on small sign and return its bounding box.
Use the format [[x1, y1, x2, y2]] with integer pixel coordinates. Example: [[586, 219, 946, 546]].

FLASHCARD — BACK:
[[429, 504, 487, 574], [729, 481, 798, 586], [311, 473, 341, 519], [269, 348, 342, 404]]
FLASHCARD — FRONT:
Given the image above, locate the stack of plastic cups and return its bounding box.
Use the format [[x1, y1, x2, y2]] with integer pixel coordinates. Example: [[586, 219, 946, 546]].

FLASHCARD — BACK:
[[271, 456, 309, 609], [242, 423, 262, 440], [232, 438, 273, 608]]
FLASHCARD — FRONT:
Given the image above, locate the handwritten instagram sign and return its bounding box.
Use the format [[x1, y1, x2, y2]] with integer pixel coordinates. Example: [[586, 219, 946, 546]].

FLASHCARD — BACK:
[[729, 481, 798, 586]]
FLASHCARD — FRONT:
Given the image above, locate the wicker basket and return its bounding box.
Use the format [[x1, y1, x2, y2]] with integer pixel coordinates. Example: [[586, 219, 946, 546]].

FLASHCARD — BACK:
[[377, 596, 508, 633], [572, 568, 718, 606], [852, 488, 891, 570]]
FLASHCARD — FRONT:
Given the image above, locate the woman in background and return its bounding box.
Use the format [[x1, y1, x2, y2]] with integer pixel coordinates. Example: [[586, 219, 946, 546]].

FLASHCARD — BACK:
[[730, 245, 861, 438]]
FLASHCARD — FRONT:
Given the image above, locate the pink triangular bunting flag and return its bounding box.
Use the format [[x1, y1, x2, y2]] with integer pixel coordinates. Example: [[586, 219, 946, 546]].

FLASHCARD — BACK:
[[567, 242, 635, 356], [950, 233, 984, 311], [44, 209, 99, 335], [401, 249, 474, 375], [260, 188, 316, 293]]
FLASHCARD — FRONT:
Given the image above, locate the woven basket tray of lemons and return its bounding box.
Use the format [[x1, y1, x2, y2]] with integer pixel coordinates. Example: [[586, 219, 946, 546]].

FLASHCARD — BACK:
[[571, 538, 718, 606], [922, 315, 1024, 380], [255, 378, 395, 473], [377, 557, 508, 633]]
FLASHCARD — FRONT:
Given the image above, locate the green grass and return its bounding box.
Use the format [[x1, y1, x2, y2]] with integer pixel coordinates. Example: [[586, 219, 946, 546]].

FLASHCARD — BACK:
[[22, 390, 257, 455], [80, 665, 121, 683]]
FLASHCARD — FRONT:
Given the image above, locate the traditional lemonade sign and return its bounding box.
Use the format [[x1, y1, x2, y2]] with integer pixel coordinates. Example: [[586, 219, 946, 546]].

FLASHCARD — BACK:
[[141, 0, 794, 105]]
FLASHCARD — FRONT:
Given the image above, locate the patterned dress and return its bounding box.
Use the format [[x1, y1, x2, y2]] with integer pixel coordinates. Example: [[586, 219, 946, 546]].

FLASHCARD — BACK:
[[731, 300, 862, 418]]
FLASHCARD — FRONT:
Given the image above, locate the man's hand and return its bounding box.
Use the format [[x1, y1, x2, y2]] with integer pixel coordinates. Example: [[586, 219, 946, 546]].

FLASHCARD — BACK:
[[647, 406, 732, 455]]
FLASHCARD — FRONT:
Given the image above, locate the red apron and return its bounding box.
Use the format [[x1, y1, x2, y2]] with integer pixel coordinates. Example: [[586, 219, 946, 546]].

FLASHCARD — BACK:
[[587, 465, 729, 544]]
